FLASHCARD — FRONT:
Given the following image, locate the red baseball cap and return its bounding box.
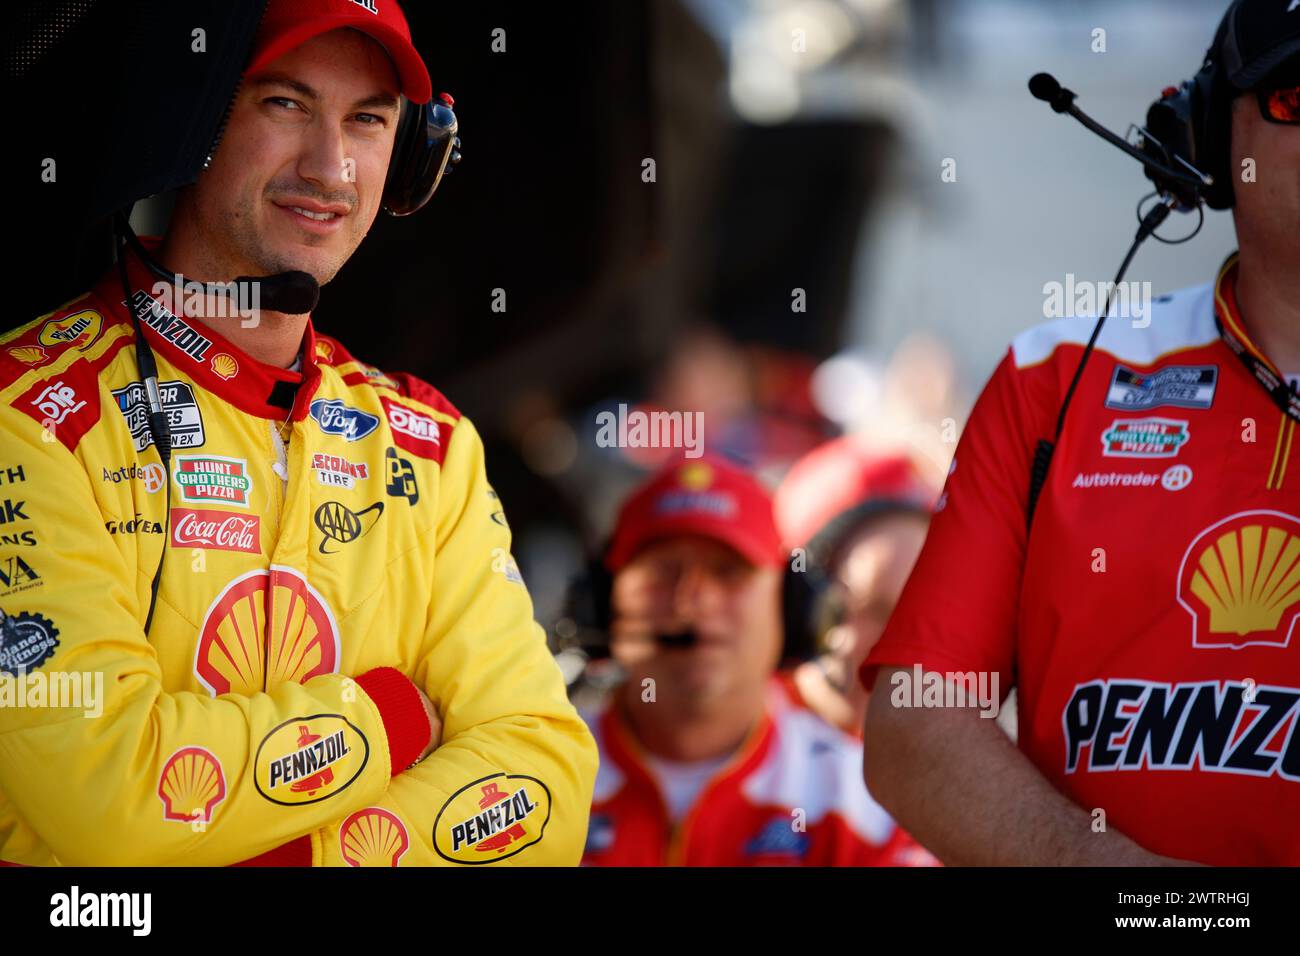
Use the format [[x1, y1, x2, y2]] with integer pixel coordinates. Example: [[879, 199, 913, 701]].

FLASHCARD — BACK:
[[605, 458, 786, 573], [245, 0, 432, 104], [775, 438, 938, 553]]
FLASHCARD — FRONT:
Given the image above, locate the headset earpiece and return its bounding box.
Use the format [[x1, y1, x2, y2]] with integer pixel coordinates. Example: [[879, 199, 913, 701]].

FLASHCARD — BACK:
[[382, 93, 461, 217]]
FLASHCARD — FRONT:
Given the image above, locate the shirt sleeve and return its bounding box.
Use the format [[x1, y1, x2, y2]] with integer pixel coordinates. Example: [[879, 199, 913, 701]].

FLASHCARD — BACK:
[[315, 416, 599, 866], [860, 349, 1054, 697], [0, 401, 422, 867]]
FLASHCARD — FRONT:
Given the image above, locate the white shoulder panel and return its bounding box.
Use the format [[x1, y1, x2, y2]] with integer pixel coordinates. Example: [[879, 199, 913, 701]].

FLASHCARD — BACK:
[[1011, 281, 1217, 370], [742, 701, 897, 845]]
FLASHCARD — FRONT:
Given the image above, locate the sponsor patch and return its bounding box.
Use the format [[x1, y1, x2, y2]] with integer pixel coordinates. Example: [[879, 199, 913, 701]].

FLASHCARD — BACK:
[[1177, 510, 1300, 649], [1100, 417, 1189, 458], [171, 507, 260, 553], [255, 715, 369, 806], [743, 817, 811, 859], [102, 462, 166, 493], [1063, 678, 1300, 780], [0, 609, 58, 676], [174, 456, 253, 507], [433, 774, 552, 864], [314, 500, 383, 554], [0, 555, 41, 595], [127, 291, 214, 363], [1105, 364, 1217, 411], [310, 399, 380, 442], [195, 567, 339, 695], [210, 353, 239, 380], [105, 514, 164, 534], [380, 397, 443, 460], [158, 746, 227, 824], [38, 309, 103, 352], [384, 447, 418, 504], [7, 346, 48, 366], [340, 808, 410, 867], [29, 380, 87, 427], [311, 453, 369, 489], [112, 380, 206, 451]]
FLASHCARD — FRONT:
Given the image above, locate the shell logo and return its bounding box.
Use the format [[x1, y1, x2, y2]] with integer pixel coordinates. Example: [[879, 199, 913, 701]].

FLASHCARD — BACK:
[[1178, 510, 1300, 649], [340, 807, 410, 866], [433, 773, 552, 864], [158, 746, 227, 824], [7, 346, 47, 365], [315, 339, 335, 363], [37, 309, 102, 351], [254, 714, 369, 806], [678, 462, 713, 491], [210, 353, 239, 380], [195, 567, 340, 696]]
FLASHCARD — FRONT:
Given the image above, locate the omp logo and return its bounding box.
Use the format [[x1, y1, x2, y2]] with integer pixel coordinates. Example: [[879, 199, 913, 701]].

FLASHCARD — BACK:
[[254, 715, 369, 806], [38, 310, 102, 351], [433, 774, 552, 864], [1063, 679, 1300, 781], [380, 397, 443, 460], [195, 567, 339, 695], [340, 808, 410, 867], [1177, 510, 1300, 649]]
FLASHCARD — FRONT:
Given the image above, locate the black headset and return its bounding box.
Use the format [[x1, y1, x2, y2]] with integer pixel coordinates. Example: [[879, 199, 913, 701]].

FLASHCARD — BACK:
[[1139, 11, 1236, 212], [563, 548, 827, 668], [382, 91, 462, 216]]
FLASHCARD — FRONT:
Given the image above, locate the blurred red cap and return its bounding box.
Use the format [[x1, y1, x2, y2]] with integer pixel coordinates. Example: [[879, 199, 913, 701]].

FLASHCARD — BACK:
[[245, 0, 432, 104], [605, 458, 785, 573], [775, 437, 938, 552]]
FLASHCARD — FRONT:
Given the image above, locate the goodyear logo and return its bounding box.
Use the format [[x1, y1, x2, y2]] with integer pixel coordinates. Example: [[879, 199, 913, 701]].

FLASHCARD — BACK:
[[433, 773, 551, 864], [38, 310, 103, 351], [255, 715, 369, 806]]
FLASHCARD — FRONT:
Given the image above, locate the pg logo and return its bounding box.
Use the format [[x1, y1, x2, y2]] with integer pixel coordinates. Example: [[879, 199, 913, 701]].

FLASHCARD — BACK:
[[1178, 510, 1300, 649], [385, 447, 419, 505]]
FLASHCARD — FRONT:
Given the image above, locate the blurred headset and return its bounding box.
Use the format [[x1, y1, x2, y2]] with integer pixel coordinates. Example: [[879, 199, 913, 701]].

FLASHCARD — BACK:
[[382, 91, 462, 216]]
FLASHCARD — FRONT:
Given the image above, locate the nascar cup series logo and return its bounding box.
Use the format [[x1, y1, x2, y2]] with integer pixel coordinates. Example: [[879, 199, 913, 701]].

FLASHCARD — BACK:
[[157, 746, 226, 824], [340, 808, 410, 867], [433, 774, 551, 864], [195, 567, 340, 695], [254, 715, 369, 806], [1178, 510, 1300, 649]]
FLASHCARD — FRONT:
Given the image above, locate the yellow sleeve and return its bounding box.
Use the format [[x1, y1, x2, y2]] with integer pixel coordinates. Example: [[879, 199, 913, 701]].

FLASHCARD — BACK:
[[317, 417, 598, 867], [0, 401, 400, 866]]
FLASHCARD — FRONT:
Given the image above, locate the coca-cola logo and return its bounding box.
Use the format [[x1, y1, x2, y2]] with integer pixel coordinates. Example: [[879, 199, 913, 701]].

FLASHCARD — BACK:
[[170, 508, 261, 553]]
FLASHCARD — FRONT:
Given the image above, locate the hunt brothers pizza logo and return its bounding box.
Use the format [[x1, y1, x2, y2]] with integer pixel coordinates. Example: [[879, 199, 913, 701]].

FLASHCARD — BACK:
[[1063, 678, 1300, 781], [174, 456, 253, 507], [1177, 510, 1300, 649], [433, 773, 551, 864], [171, 508, 260, 553], [254, 714, 369, 806], [1100, 417, 1189, 458]]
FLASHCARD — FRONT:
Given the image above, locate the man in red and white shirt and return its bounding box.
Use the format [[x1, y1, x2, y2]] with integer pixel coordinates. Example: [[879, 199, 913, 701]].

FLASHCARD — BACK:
[[861, 5, 1300, 866], [581, 457, 933, 866]]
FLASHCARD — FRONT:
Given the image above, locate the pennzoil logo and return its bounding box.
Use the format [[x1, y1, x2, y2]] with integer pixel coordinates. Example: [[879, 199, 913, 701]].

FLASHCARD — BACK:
[[1177, 510, 1300, 649], [340, 808, 410, 867], [433, 774, 551, 864], [195, 567, 339, 695], [158, 746, 226, 824], [38, 309, 103, 352], [255, 714, 369, 806]]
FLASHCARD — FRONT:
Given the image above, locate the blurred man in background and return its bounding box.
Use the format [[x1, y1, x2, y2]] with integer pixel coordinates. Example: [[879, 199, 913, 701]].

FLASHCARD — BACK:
[[774, 441, 936, 737], [580, 457, 932, 866]]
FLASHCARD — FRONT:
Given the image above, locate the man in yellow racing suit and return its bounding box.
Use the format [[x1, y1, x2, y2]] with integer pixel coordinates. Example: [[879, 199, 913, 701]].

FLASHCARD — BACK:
[[0, 0, 597, 866]]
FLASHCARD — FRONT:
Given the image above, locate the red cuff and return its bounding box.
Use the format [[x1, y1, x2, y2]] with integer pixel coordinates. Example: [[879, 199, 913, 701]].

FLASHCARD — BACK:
[[232, 836, 312, 867], [356, 666, 430, 775]]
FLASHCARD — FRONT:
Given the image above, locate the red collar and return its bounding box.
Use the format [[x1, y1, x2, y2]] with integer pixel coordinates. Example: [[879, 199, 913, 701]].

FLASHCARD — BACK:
[[96, 235, 324, 421]]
